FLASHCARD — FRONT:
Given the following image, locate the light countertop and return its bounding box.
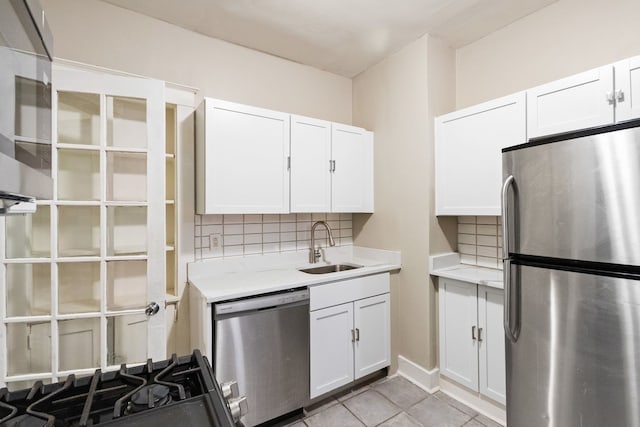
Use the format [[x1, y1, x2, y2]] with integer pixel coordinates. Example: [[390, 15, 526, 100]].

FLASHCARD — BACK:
[[429, 252, 503, 289], [188, 246, 401, 303]]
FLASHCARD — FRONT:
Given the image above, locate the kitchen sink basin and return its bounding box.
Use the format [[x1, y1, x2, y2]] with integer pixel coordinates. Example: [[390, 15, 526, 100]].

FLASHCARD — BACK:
[[299, 263, 363, 274]]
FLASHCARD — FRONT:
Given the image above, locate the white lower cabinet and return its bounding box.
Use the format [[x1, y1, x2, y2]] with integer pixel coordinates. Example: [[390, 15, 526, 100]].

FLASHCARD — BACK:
[[309, 274, 390, 399], [478, 286, 506, 403], [439, 277, 505, 405]]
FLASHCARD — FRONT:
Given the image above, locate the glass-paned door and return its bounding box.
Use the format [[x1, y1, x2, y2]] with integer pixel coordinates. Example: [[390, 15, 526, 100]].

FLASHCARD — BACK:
[[0, 66, 166, 389]]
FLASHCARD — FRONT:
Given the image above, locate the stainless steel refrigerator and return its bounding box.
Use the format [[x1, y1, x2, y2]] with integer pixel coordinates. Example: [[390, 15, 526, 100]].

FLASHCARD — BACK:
[[502, 120, 640, 427]]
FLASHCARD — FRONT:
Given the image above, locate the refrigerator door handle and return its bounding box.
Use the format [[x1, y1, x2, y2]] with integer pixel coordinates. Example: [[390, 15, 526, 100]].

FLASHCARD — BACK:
[[502, 175, 519, 342]]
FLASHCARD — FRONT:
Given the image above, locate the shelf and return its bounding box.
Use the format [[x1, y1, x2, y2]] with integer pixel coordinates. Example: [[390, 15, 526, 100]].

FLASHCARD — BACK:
[[104, 255, 148, 262], [104, 201, 147, 207], [165, 294, 180, 304], [3, 257, 52, 264], [165, 153, 175, 159], [56, 143, 100, 152], [55, 201, 101, 206], [105, 146, 148, 154], [165, 200, 175, 205], [14, 135, 52, 145], [165, 246, 175, 251], [56, 256, 101, 263]]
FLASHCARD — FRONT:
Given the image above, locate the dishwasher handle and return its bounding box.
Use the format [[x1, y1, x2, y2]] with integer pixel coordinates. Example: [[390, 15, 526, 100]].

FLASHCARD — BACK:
[[215, 288, 309, 316]]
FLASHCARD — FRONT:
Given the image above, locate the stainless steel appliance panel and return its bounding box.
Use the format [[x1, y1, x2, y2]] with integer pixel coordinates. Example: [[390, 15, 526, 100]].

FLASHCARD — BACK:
[[0, 0, 53, 201], [503, 126, 640, 265], [506, 264, 640, 427], [214, 291, 309, 427]]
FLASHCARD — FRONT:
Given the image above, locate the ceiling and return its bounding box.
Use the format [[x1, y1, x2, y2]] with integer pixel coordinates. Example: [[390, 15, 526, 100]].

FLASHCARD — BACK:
[[99, 0, 557, 78]]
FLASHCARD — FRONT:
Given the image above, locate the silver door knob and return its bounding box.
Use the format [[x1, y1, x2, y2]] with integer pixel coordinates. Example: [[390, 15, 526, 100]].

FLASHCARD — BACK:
[[145, 302, 160, 316], [228, 396, 248, 423], [221, 381, 239, 400]]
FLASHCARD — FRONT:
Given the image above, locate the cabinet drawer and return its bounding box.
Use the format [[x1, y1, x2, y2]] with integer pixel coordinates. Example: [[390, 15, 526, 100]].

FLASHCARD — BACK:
[[310, 273, 390, 311]]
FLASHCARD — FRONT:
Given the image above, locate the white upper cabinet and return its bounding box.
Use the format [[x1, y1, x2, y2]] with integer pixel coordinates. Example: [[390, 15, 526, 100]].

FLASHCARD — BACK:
[[196, 98, 290, 214], [290, 115, 332, 212], [331, 124, 374, 213], [435, 92, 526, 216], [197, 99, 374, 214], [527, 66, 614, 138], [614, 55, 640, 123]]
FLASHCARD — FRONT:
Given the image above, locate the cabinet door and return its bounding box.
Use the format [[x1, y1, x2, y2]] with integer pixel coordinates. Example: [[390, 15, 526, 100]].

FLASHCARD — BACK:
[[197, 98, 290, 214], [354, 293, 390, 379], [435, 92, 525, 216], [614, 55, 640, 123], [478, 286, 506, 405], [331, 124, 374, 213], [290, 115, 332, 212], [310, 303, 354, 399], [438, 278, 479, 391], [527, 66, 614, 138]]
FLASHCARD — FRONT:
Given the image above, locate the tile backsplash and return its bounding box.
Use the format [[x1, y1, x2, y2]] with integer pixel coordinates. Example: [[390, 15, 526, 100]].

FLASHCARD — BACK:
[[457, 216, 503, 269], [194, 213, 353, 260]]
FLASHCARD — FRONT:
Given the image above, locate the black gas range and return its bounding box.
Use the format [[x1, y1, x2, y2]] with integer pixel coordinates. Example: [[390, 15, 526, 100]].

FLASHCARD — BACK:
[[0, 350, 242, 427]]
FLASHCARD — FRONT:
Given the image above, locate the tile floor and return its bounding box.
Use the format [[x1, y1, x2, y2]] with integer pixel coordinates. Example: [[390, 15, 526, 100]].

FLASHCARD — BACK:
[[284, 376, 502, 427]]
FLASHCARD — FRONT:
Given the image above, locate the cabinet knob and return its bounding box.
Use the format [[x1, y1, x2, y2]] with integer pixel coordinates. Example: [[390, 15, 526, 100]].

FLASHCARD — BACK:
[[478, 327, 483, 342], [145, 302, 160, 316], [606, 91, 615, 104], [472, 325, 476, 340], [616, 89, 625, 102]]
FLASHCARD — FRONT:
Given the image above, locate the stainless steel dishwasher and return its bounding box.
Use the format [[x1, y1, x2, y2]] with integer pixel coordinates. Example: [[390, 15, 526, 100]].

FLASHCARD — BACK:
[[213, 288, 310, 427]]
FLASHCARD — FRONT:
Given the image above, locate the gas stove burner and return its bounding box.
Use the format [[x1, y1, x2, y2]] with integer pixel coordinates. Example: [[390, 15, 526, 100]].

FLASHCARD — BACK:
[[0, 351, 235, 426], [127, 384, 172, 413]]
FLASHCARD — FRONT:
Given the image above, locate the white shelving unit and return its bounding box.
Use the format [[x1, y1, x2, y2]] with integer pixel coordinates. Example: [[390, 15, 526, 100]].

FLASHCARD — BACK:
[[0, 66, 167, 390], [164, 85, 196, 357]]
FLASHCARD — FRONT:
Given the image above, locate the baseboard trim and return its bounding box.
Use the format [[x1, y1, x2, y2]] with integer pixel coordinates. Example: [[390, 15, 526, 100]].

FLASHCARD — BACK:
[[439, 376, 506, 426], [396, 355, 440, 393]]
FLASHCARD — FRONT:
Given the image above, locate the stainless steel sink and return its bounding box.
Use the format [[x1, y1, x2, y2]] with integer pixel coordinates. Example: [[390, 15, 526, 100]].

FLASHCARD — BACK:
[[299, 263, 363, 274]]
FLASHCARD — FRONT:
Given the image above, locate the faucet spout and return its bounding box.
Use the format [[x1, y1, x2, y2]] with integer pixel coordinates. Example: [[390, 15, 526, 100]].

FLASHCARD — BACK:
[[310, 220, 336, 263]]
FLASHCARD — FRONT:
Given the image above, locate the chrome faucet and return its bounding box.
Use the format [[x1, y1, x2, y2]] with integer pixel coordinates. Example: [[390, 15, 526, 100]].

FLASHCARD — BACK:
[[310, 221, 336, 263]]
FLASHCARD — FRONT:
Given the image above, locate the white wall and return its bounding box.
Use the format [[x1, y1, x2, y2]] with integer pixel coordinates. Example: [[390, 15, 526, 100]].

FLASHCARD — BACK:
[[352, 35, 456, 371], [456, 0, 640, 108], [42, 0, 352, 123]]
